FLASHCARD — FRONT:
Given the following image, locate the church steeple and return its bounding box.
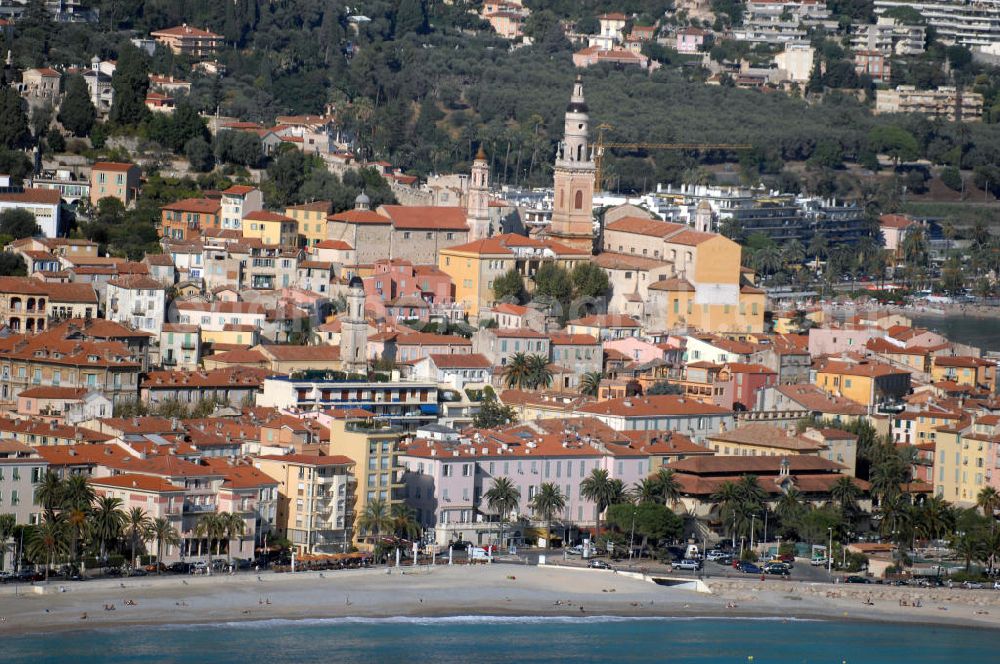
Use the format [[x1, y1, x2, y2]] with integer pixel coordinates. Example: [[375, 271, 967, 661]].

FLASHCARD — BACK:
[[548, 75, 596, 253], [467, 146, 491, 240], [340, 276, 368, 376]]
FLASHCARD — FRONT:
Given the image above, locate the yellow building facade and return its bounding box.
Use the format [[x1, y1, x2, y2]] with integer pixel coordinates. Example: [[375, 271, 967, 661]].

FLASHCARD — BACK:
[[813, 359, 911, 409], [242, 211, 299, 248], [438, 234, 590, 318], [285, 201, 332, 247], [328, 418, 404, 547]]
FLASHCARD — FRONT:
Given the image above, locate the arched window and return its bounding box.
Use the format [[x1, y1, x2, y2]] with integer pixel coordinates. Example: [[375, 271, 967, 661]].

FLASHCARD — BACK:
[[574, 190, 583, 210], [576, 144, 583, 162], [559, 189, 564, 207]]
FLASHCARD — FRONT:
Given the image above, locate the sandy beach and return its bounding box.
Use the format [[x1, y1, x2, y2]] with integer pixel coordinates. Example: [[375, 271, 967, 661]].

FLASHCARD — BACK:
[[2, 564, 1000, 635]]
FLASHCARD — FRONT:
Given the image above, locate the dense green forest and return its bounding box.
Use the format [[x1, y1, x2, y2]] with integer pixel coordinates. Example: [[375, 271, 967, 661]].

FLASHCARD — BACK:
[[6, 0, 1000, 199]]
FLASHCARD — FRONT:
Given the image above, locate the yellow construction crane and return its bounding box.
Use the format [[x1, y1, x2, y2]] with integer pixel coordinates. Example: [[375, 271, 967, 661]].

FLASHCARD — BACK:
[[593, 123, 753, 191]]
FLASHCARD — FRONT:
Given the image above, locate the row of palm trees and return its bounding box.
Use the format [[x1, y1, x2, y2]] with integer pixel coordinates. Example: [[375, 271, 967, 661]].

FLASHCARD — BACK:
[[355, 498, 422, 556], [0, 473, 260, 578], [503, 353, 553, 391], [478, 468, 685, 549]]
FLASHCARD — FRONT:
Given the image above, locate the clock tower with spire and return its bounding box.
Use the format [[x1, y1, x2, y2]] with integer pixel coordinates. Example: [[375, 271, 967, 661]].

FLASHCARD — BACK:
[[548, 75, 596, 253]]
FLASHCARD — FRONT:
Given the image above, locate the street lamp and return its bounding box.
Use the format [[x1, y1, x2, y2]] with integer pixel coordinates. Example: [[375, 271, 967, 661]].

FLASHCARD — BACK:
[[827, 527, 833, 574], [628, 506, 637, 563], [750, 514, 757, 551]]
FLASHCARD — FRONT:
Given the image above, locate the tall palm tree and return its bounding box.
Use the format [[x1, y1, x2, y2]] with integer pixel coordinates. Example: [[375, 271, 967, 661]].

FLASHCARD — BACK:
[[913, 496, 954, 542], [124, 507, 151, 569], [878, 492, 914, 545], [390, 504, 421, 541], [147, 518, 180, 572], [503, 352, 531, 389], [61, 474, 96, 511], [0, 513, 15, 571], [222, 512, 247, 563], [34, 471, 64, 519], [977, 486, 1000, 523], [580, 371, 603, 397], [782, 239, 805, 267], [951, 529, 987, 573], [655, 468, 682, 508], [484, 476, 520, 551], [530, 483, 566, 549], [580, 468, 615, 543], [632, 478, 660, 504], [712, 481, 742, 541], [830, 476, 861, 513], [26, 515, 69, 580], [90, 496, 125, 562], [357, 498, 394, 547], [526, 354, 553, 390], [775, 488, 806, 538], [195, 513, 226, 571], [65, 506, 89, 574]]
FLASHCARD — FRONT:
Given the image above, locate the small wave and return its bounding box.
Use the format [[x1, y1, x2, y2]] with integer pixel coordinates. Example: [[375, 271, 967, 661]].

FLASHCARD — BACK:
[[134, 614, 824, 632]]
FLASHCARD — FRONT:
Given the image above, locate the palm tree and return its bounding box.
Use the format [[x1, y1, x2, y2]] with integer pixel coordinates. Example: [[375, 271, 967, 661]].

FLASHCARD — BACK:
[[951, 529, 987, 573], [580, 468, 615, 543], [195, 513, 225, 571], [26, 515, 69, 580], [65, 506, 89, 574], [484, 476, 521, 551], [914, 496, 954, 542], [830, 476, 861, 513], [782, 239, 805, 267], [357, 498, 394, 548], [147, 518, 180, 572], [34, 471, 64, 519], [632, 478, 660, 504], [0, 513, 15, 571], [124, 507, 151, 569], [221, 512, 247, 563], [878, 492, 914, 544], [712, 481, 743, 542], [775, 488, 806, 538], [530, 483, 566, 549], [390, 504, 421, 541], [977, 486, 1000, 523], [61, 474, 96, 511], [580, 371, 603, 397], [90, 496, 125, 563], [526, 354, 553, 390], [503, 352, 531, 389], [655, 468, 682, 509]]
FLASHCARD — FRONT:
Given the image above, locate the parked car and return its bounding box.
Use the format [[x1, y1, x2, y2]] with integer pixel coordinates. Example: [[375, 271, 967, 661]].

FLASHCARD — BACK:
[[764, 562, 790, 576], [775, 553, 795, 566], [566, 545, 584, 556], [809, 557, 828, 566], [588, 560, 612, 570], [167, 562, 192, 574], [676, 558, 702, 571], [705, 550, 728, 561], [844, 576, 872, 584], [737, 562, 762, 574], [714, 555, 733, 566], [962, 580, 984, 589]]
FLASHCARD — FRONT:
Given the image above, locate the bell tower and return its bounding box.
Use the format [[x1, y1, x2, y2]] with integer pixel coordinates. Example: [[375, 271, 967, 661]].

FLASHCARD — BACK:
[[467, 146, 491, 240], [340, 276, 368, 375], [548, 75, 596, 253]]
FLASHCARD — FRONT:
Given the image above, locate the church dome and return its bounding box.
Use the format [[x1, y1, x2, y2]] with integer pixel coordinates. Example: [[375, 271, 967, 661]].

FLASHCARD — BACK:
[[354, 190, 370, 208]]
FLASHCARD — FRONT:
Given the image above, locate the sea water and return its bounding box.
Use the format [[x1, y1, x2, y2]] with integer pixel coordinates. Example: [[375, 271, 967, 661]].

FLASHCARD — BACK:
[[5, 616, 999, 663]]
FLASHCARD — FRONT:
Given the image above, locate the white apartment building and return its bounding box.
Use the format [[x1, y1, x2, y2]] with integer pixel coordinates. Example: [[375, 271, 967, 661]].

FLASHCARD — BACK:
[[220, 185, 263, 230], [104, 276, 167, 336]]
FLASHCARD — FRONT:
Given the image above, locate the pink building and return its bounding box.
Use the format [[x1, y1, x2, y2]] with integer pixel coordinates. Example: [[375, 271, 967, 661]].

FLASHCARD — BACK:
[[724, 362, 778, 411], [676, 27, 707, 53], [808, 327, 882, 357], [602, 337, 665, 365], [363, 259, 453, 322]]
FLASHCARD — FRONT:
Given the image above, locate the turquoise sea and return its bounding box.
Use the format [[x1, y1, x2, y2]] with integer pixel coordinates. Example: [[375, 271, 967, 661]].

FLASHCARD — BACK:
[[6, 616, 1000, 663]]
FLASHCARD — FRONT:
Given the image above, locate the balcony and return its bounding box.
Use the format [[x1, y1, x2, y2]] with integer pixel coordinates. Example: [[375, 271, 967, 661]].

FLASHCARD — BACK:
[[184, 502, 217, 513], [181, 340, 198, 350]]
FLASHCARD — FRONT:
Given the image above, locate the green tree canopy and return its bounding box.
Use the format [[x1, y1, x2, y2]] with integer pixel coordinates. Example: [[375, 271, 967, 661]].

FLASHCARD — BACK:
[[0, 87, 31, 150], [109, 42, 150, 126], [0, 209, 40, 239], [493, 268, 526, 303], [57, 74, 96, 137]]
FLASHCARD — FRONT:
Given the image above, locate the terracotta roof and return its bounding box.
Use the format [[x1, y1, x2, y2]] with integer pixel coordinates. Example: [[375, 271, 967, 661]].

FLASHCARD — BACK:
[[428, 353, 491, 369], [708, 423, 822, 452], [0, 276, 49, 294], [286, 201, 333, 213], [774, 384, 868, 416], [257, 344, 340, 362], [880, 214, 917, 230], [490, 303, 530, 316], [444, 233, 586, 257], [92, 162, 136, 172], [314, 239, 354, 250], [16, 386, 89, 400], [594, 252, 670, 271], [328, 209, 391, 224], [244, 210, 295, 223], [396, 333, 471, 346], [549, 333, 599, 345], [934, 356, 995, 368], [162, 197, 220, 214], [256, 453, 355, 466], [0, 188, 61, 206], [90, 473, 185, 493], [144, 254, 175, 267], [162, 323, 199, 333], [222, 185, 257, 196], [647, 278, 695, 292], [379, 205, 468, 231], [815, 358, 910, 378], [672, 454, 846, 475], [108, 275, 165, 290], [206, 348, 269, 365], [143, 366, 271, 389], [568, 314, 641, 328], [151, 25, 222, 39], [605, 217, 688, 238], [492, 327, 548, 339]]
